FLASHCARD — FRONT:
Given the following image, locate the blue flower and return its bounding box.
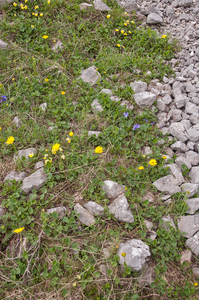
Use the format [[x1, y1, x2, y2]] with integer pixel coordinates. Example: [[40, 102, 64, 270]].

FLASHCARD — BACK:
[[151, 121, 155, 125], [133, 124, 140, 130], [143, 118, 148, 122], [123, 112, 129, 118], [0, 95, 7, 103]]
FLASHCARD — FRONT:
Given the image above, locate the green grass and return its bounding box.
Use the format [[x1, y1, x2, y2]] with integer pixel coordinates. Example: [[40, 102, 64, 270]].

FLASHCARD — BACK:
[[0, 0, 198, 299]]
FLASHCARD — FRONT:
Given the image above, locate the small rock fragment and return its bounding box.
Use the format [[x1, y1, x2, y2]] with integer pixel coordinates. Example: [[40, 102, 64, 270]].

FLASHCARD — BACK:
[[178, 214, 199, 238], [74, 203, 95, 226], [14, 148, 37, 161], [186, 231, 199, 256], [21, 168, 47, 193], [84, 201, 104, 216], [102, 180, 125, 199], [4, 171, 27, 182], [46, 206, 66, 218], [91, 99, 104, 113], [77, 65, 101, 86], [108, 194, 134, 223], [180, 250, 192, 264], [186, 198, 199, 214], [153, 175, 181, 195]]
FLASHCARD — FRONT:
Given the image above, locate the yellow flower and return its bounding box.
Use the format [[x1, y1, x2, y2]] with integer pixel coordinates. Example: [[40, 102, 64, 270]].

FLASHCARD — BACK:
[[47, 0, 50, 3], [61, 154, 65, 159], [127, 20, 129, 23], [66, 138, 71, 143], [107, 15, 110, 19], [35, 13, 38, 16], [124, 33, 127, 36], [123, 46, 125, 49], [115, 29, 119, 32], [124, 12, 128, 15], [12, 78, 15, 81], [77, 275, 81, 279], [6, 136, 15, 145], [125, 187, 127, 190], [1, 226, 4, 229], [25, 0, 28, 3], [32, 12, 35, 15], [42, 35, 48, 39], [35, 5, 39, 9], [13, 227, 25, 233], [95, 146, 103, 154], [187, 191, 190, 194], [161, 35, 167, 39], [0, 127, 1, 130], [52, 143, 60, 154], [143, 155, 146, 158], [14, 13, 16, 16], [128, 31, 132, 34], [13, 2, 17, 6], [121, 30, 124, 34], [124, 23, 127, 26], [31, 25, 34, 28], [138, 166, 144, 170], [45, 159, 52, 165], [40, 13, 43, 16], [194, 282, 198, 286], [162, 156, 167, 159], [121, 252, 126, 257], [69, 132, 73, 137], [61, 91, 65, 95], [44, 154, 48, 159], [117, 44, 120, 47], [45, 78, 49, 82], [29, 153, 34, 158], [149, 159, 157, 166], [73, 282, 76, 287], [24, 5, 27, 9], [59, 147, 63, 152], [131, 21, 135, 24]]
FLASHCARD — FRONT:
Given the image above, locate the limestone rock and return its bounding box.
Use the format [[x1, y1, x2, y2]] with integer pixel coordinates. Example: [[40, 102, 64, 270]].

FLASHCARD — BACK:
[[130, 81, 147, 94], [14, 148, 37, 161], [108, 194, 134, 223], [175, 156, 192, 170], [153, 175, 181, 195], [117, 239, 151, 272], [4, 171, 27, 182], [178, 214, 199, 238], [169, 123, 187, 142], [147, 13, 163, 24], [100, 88, 112, 95], [186, 198, 199, 214], [21, 168, 47, 193], [91, 99, 103, 113], [79, 3, 93, 10], [165, 163, 184, 185], [0, 39, 8, 49], [171, 141, 189, 152], [185, 151, 199, 166], [46, 206, 66, 218], [52, 40, 63, 51], [161, 215, 176, 231], [189, 167, 199, 184], [137, 264, 155, 287], [116, 0, 140, 13], [120, 100, 134, 110], [180, 250, 192, 264], [77, 65, 101, 86], [94, 0, 111, 11], [102, 180, 125, 199], [133, 92, 156, 108], [12, 116, 21, 128], [74, 203, 95, 226], [34, 161, 45, 170], [186, 231, 199, 255], [88, 131, 101, 137], [84, 201, 104, 216], [192, 264, 199, 277], [141, 191, 154, 203]]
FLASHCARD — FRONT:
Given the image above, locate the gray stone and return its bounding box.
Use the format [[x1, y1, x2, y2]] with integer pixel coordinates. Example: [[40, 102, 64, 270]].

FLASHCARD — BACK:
[[88, 131, 101, 137], [109, 95, 121, 102], [0, 39, 8, 49], [178, 214, 199, 238], [161, 195, 171, 201], [108, 194, 134, 223], [181, 183, 198, 198], [192, 264, 199, 277], [190, 113, 199, 125], [185, 151, 199, 165], [39, 102, 47, 112], [77, 65, 101, 86], [79, 3, 93, 10], [161, 215, 176, 231], [91, 99, 103, 113], [102, 180, 125, 199], [169, 123, 187, 142], [141, 191, 154, 203], [14, 148, 37, 161], [133, 92, 156, 108], [0, 206, 6, 218], [189, 167, 199, 184], [187, 141, 195, 150], [170, 109, 182, 122], [186, 198, 199, 214], [181, 120, 191, 130], [46, 206, 66, 218], [116, 0, 140, 13], [137, 264, 155, 287], [185, 82, 197, 93], [94, 0, 111, 11], [180, 250, 192, 264], [74, 203, 95, 226], [144, 220, 153, 230], [21, 168, 47, 194], [120, 100, 134, 110], [185, 102, 198, 115], [165, 164, 184, 185], [84, 201, 104, 216], [179, 14, 190, 21], [174, 94, 186, 108], [157, 99, 166, 111], [147, 13, 163, 24], [100, 88, 112, 95], [162, 94, 172, 105], [34, 161, 45, 170], [130, 81, 147, 94], [186, 128, 199, 142], [178, 0, 193, 8], [186, 231, 199, 255], [171, 141, 189, 152], [143, 146, 152, 156], [117, 239, 151, 272], [153, 175, 181, 195], [12, 116, 21, 128], [52, 40, 63, 51], [175, 156, 192, 170], [4, 171, 27, 182]]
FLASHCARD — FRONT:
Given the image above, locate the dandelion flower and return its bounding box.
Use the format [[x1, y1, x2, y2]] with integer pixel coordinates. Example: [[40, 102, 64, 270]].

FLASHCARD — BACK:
[[95, 146, 103, 154], [124, 12, 128, 15], [161, 35, 167, 39], [35, 5, 39, 9], [149, 159, 157, 166], [0, 127, 1, 130], [121, 252, 126, 257], [128, 31, 132, 34], [61, 91, 65, 95], [52, 143, 60, 154], [45, 78, 49, 82], [66, 138, 71, 143], [143, 155, 146, 158], [25, 0, 28, 3], [138, 166, 144, 170], [47, 0, 50, 3], [32, 12, 35, 15], [123, 46, 125, 49], [29, 153, 34, 158], [42, 35, 48, 39], [162, 156, 167, 159], [24, 5, 27, 9], [35, 13, 38, 16], [40, 13, 43, 16], [121, 30, 124, 34], [107, 15, 111, 19], [117, 44, 120, 47], [124, 33, 127, 36], [13, 2, 17, 6], [13, 227, 24, 233], [124, 23, 127, 26], [12, 78, 15, 81], [6, 136, 15, 145], [115, 29, 119, 32], [69, 132, 73, 137], [194, 282, 198, 286]]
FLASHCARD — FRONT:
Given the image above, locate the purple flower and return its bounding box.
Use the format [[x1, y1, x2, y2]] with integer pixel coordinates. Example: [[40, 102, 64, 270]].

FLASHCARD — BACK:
[[123, 112, 129, 118], [133, 116, 135, 118], [133, 124, 140, 130], [143, 118, 148, 122], [151, 121, 155, 125], [1, 95, 7, 102]]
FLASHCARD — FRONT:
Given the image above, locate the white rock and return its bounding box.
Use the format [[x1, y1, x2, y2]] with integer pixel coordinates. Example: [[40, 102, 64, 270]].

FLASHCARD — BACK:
[[102, 180, 125, 199], [175, 156, 192, 170], [186, 231, 199, 255], [130, 81, 147, 94], [164, 163, 184, 185], [79, 3, 93, 10], [147, 13, 163, 24], [180, 250, 192, 264], [84, 201, 104, 216], [91, 99, 103, 113], [52, 40, 63, 51], [46, 206, 66, 218], [108, 194, 134, 223], [186, 198, 199, 214], [185, 151, 199, 165], [88, 131, 101, 137], [14, 148, 37, 161], [74, 203, 95, 226], [169, 122, 188, 142], [133, 92, 156, 108], [189, 167, 199, 184], [21, 168, 47, 194], [178, 214, 199, 238], [100, 88, 112, 95], [4, 171, 27, 182], [0, 39, 8, 49], [12, 116, 21, 128], [77, 65, 101, 86], [94, 0, 111, 11], [171, 141, 189, 152], [153, 175, 181, 195]]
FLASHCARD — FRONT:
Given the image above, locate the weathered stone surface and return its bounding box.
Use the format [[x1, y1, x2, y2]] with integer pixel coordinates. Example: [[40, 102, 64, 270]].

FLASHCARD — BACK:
[[109, 95, 121, 102], [102, 180, 125, 199], [47, 206, 66, 218], [185, 82, 197, 93], [186, 198, 199, 214], [144, 220, 153, 230], [84, 201, 104, 216], [0, 206, 6, 218], [21, 168, 47, 193], [162, 94, 172, 105], [147, 13, 163, 24], [192, 264, 199, 277], [165, 163, 184, 185], [161, 215, 176, 231], [171, 141, 189, 152], [181, 183, 198, 198], [14, 148, 37, 161], [4, 171, 27, 182], [190, 113, 199, 125], [34, 161, 44, 170], [94, 0, 111, 11], [91, 99, 104, 113], [137, 264, 155, 287], [185, 102, 198, 115], [116, 0, 140, 13], [51, 40, 63, 51], [77, 65, 101, 86], [39, 102, 47, 112], [169, 123, 188, 142], [117, 239, 151, 272], [175, 156, 192, 170], [180, 250, 192, 264], [108, 194, 134, 223], [133, 92, 156, 108], [189, 167, 199, 184], [141, 191, 154, 203], [153, 175, 181, 195], [0, 39, 8, 49], [120, 100, 134, 110], [12, 116, 21, 128], [100, 88, 112, 95], [178, 214, 199, 238], [88, 131, 101, 137], [185, 151, 199, 165], [186, 231, 199, 255], [74, 203, 95, 226], [130, 81, 147, 94], [186, 128, 199, 142], [79, 2, 93, 10]]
